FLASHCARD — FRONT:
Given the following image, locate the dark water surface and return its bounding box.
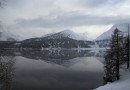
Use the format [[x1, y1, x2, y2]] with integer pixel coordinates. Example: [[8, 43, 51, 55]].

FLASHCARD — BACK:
[[0, 49, 104, 90]]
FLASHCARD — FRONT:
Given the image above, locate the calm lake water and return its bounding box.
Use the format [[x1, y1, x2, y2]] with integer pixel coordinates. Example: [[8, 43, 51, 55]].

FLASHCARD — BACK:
[[0, 49, 104, 90]]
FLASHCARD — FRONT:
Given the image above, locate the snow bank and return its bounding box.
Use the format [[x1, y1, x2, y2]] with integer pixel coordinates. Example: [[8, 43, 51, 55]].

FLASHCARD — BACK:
[[95, 68, 130, 90]]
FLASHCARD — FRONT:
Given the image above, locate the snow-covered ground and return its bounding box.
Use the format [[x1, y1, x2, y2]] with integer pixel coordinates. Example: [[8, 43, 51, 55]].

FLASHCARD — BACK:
[[95, 68, 130, 90]]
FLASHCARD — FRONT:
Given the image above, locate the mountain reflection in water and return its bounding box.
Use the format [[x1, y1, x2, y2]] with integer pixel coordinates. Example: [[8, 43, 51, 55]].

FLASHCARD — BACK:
[[0, 49, 104, 90]]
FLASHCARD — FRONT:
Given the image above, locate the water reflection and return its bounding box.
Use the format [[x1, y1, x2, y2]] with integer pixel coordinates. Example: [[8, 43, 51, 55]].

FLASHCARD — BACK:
[[0, 49, 104, 90], [0, 49, 105, 65], [12, 57, 103, 90]]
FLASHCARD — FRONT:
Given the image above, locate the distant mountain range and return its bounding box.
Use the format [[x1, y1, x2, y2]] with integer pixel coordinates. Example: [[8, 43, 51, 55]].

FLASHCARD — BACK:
[[1, 22, 130, 41], [18, 30, 93, 48], [0, 29, 91, 41], [0, 30, 94, 49], [0, 22, 130, 48]]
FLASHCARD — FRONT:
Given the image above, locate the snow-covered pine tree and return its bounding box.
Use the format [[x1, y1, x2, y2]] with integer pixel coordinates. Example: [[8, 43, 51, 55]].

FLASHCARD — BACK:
[[104, 28, 124, 82]]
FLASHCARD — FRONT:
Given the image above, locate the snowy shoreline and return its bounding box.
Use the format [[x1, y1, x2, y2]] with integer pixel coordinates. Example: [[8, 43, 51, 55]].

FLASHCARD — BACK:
[[94, 68, 130, 90]]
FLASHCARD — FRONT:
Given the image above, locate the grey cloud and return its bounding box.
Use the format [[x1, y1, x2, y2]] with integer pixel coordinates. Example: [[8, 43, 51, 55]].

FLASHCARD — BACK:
[[5, 0, 55, 11], [16, 13, 130, 28], [76, 0, 127, 8], [85, 0, 107, 7]]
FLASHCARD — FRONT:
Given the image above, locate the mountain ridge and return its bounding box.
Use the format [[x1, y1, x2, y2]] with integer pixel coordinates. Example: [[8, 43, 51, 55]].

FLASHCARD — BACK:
[[42, 29, 90, 41]]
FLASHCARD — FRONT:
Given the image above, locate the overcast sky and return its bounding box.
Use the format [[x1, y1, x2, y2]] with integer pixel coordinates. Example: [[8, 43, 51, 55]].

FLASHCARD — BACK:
[[0, 0, 130, 40]]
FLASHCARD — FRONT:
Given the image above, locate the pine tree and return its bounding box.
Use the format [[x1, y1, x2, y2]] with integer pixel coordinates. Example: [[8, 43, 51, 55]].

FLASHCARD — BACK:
[[127, 25, 130, 68], [124, 27, 130, 69], [104, 28, 123, 82]]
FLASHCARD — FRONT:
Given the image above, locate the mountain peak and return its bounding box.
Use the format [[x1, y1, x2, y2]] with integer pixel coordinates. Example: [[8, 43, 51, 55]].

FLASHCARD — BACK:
[[96, 22, 130, 40], [59, 29, 76, 35], [42, 29, 89, 40], [62, 29, 73, 32]]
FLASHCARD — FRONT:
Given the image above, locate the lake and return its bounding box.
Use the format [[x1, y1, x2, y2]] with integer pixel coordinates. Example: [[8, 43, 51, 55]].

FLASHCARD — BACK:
[[0, 49, 104, 90]]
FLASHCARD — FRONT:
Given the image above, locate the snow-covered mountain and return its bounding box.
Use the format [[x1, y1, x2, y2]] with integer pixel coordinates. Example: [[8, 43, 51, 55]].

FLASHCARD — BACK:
[[42, 29, 90, 41], [20, 29, 94, 49], [96, 23, 130, 40]]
